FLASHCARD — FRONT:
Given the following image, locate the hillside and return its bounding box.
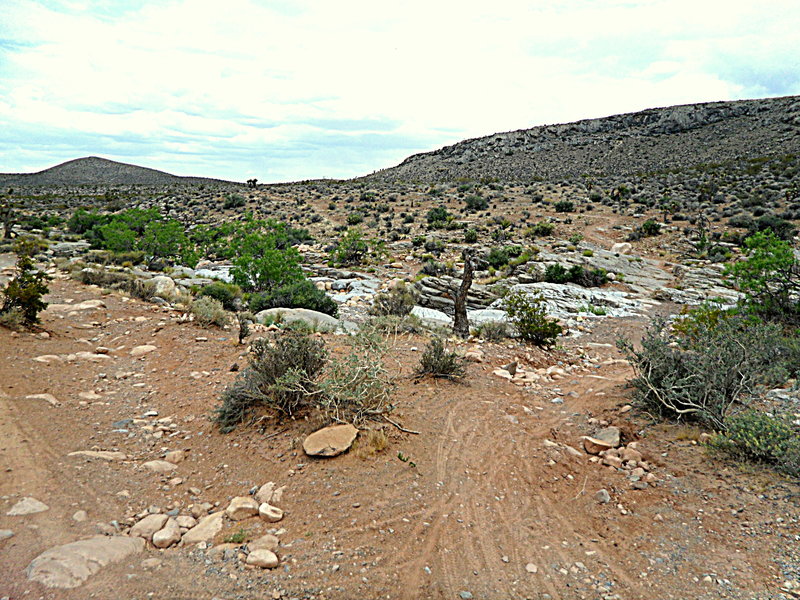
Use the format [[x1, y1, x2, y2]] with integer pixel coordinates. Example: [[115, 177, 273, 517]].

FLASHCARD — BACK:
[[0, 156, 235, 187], [367, 95, 800, 183]]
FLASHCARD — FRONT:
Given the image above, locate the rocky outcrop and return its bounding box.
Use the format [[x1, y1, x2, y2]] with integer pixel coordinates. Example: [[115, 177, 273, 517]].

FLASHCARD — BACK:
[[413, 275, 498, 315]]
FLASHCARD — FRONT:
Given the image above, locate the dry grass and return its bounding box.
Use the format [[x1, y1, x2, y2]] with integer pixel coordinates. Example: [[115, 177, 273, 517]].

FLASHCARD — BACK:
[[353, 429, 389, 459]]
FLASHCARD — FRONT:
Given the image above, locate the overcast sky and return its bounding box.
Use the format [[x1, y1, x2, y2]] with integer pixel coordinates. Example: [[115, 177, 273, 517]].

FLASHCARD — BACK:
[[1, 0, 798, 183]]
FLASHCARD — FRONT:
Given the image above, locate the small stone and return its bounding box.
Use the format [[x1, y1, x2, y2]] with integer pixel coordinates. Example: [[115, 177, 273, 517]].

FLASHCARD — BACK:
[[175, 516, 197, 529], [259, 503, 284, 523], [246, 549, 280, 568], [142, 460, 177, 474], [68, 450, 126, 461], [459, 592, 473, 600], [130, 514, 169, 541], [25, 393, 60, 406], [249, 534, 279, 552], [141, 557, 162, 570], [582, 436, 613, 455], [255, 482, 275, 504], [182, 512, 224, 544], [525, 562, 538, 573], [594, 489, 611, 504], [7, 497, 49, 516], [72, 510, 88, 522], [152, 518, 181, 549], [0, 529, 14, 541], [130, 345, 157, 357], [164, 450, 185, 464], [593, 426, 621, 447], [226, 497, 259, 521], [621, 446, 643, 463]]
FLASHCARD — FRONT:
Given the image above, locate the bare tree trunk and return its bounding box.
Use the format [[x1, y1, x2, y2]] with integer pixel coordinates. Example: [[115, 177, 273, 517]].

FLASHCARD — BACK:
[[452, 250, 474, 339]]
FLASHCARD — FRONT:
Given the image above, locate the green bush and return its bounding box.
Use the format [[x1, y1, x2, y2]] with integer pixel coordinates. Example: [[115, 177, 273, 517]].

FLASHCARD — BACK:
[[544, 264, 607, 287], [329, 228, 384, 267], [618, 316, 789, 429], [641, 219, 662, 236], [191, 296, 230, 328], [525, 221, 555, 238], [347, 212, 364, 225], [426, 206, 451, 224], [502, 290, 562, 347], [214, 332, 328, 431], [415, 337, 466, 380], [711, 410, 798, 474], [249, 279, 338, 317], [369, 282, 417, 317], [475, 320, 510, 341], [464, 195, 489, 212], [544, 264, 571, 284], [554, 200, 574, 213], [0, 250, 50, 327], [199, 281, 242, 311], [464, 228, 478, 244], [486, 247, 511, 269]]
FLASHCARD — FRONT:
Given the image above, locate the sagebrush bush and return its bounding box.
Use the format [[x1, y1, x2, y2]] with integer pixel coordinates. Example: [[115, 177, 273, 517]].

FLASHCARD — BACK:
[[369, 282, 417, 317], [415, 337, 466, 380], [214, 332, 328, 431], [502, 290, 562, 347], [249, 279, 338, 317], [191, 296, 229, 328], [619, 316, 789, 429], [475, 320, 511, 341], [0, 251, 50, 327], [710, 410, 799, 476], [199, 281, 242, 311]]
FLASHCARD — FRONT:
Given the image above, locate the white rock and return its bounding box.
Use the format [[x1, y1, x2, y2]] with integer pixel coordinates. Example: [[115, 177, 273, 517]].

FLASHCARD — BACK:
[[258, 503, 284, 523], [181, 511, 224, 544], [142, 460, 177, 473], [24, 393, 60, 406], [26, 536, 144, 588], [0, 529, 14, 541], [129, 514, 168, 541], [303, 424, 359, 457], [130, 345, 157, 357], [245, 549, 279, 568], [152, 518, 181, 549], [7, 497, 49, 516], [68, 450, 127, 461], [248, 533, 279, 552], [226, 496, 259, 521], [72, 510, 88, 522], [255, 482, 275, 504]]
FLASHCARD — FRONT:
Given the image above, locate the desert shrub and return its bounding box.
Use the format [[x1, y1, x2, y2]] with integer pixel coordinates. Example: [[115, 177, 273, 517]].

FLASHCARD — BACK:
[[475, 320, 511, 341], [199, 281, 242, 311], [544, 264, 607, 287], [502, 289, 562, 347], [486, 247, 511, 269], [415, 337, 466, 380], [525, 221, 555, 238], [329, 228, 384, 267], [749, 213, 796, 241], [426, 206, 452, 225], [367, 314, 425, 335], [78, 268, 134, 288], [316, 331, 395, 423], [618, 316, 789, 430], [464, 228, 478, 244], [464, 195, 489, 211], [420, 259, 455, 277], [369, 282, 418, 317], [0, 307, 25, 331], [191, 296, 229, 328], [353, 429, 390, 459], [229, 221, 304, 293], [544, 264, 571, 284], [640, 219, 662, 236], [710, 410, 799, 475], [568, 233, 584, 245], [0, 247, 50, 327], [554, 200, 574, 213], [249, 279, 338, 317], [214, 332, 328, 431], [347, 211, 364, 225], [223, 193, 246, 209]]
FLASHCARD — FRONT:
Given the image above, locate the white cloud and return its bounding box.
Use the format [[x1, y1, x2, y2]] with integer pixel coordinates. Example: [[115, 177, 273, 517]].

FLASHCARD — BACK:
[[1, 0, 798, 181]]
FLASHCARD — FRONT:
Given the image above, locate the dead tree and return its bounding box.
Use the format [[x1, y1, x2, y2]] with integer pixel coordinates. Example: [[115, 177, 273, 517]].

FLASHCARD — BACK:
[[452, 249, 475, 339]]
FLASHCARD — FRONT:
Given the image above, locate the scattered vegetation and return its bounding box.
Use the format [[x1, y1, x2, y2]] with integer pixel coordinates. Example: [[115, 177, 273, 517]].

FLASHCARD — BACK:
[[415, 337, 466, 380], [502, 290, 562, 347]]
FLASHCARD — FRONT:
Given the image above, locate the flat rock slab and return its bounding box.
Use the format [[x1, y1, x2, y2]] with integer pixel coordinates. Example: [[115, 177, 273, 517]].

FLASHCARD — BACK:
[[7, 497, 49, 516], [182, 511, 224, 544], [303, 424, 359, 457], [130, 345, 157, 357], [142, 460, 177, 473], [24, 393, 60, 406], [68, 450, 127, 461], [26, 535, 145, 589]]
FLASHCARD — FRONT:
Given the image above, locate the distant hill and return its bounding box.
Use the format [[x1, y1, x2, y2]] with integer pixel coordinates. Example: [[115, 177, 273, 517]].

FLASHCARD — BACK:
[[366, 95, 800, 183], [0, 156, 236, 187]]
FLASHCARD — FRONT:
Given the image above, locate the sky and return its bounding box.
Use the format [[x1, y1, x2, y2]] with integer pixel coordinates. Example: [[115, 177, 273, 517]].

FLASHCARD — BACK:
[[1, 0, 798, 183]]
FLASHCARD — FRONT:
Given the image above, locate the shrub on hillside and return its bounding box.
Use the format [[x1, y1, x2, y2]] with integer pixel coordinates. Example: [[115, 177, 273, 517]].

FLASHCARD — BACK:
[[199, 281, 242, 311], [191, 296, 229, 328], [710, 410, 799, 476], [369, 282, 418, 317], [415, 337, 466, 380], [502, 290, 562, 347], [0, 244, 50, 328], [249, 279, 338, 317]]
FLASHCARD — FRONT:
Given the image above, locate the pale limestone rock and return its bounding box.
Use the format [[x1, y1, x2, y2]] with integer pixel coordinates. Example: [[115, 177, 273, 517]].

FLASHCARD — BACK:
[[582, 436, 613, 455], [152, 518, 181, 549], [245, 549, 279, 568], [226, 497, 259, 521], [7, 497, 49, 516], [164, 450, 185, 464], [249, 534, 279, 552], [130, 345, 157, 357], [258, 503, 284, 523], [25, 393, 60, 406], [26, 536, 144, 588], [181, 511, 224, 544], [68, 450, 127, 461], [142, 460, 177, 473], [130, 514, 168, 541], [175, 516, 197, 529], [254, 482, 275, 505]]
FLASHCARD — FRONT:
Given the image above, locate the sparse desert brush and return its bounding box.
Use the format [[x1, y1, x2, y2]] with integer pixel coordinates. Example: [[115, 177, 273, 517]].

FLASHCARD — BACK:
[[191, 296, 230, 328], [354, 429, 389, 459], [474, 320, 511, 341], [415, 337, 466, 380], [0, 242, 51, 328], [369, 282, 418, 317], [502, 290, 562, 347]]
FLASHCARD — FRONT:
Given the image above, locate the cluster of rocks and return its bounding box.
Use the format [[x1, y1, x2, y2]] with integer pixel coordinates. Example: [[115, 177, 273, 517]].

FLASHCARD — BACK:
[[581, 425, 659, 496]]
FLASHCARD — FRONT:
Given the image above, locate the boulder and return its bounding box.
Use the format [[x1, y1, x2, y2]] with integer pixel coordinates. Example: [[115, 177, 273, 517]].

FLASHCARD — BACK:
[[142, 460, 177, 473], [582, 436, 614, 455], [130, 345, 157, 357], [610, 242, 633, 254], [6, 497, 49, 516], [246, 549, 279, 568], [26, 536, 145, 588], [258, 503, 284, 523], [254, 482, 275, 504], [254, 307, 339, 332], [594, 426, 621, 448], [410, 306, 452, 327], [150, 276, 176, 299], [303, 424, 359, 457], [130, 514, 168, 541], [248, 533, 279, 552], [152, 518, 181, 549]]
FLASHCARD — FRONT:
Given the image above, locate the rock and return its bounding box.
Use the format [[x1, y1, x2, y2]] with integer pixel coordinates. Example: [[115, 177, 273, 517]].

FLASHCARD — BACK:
[[602, 455, 623, 469], [175, 516, 197, 529], [255, 482, 275, 504], [152, 518, 181, 549], [303, 424, 359, 457], [164, 450, 185, 464], [142, 460, 177, 473], [130, 345, 157, 357], [68, 450, 127, 461], [254, 307, 339, 332], [72, 510, 88, 522], [7, 496, 49, 516], [130, 514, 169, 541], [595, 489, 611, 504], [246, 549, 280, 568], [502, 361, 517, 376], [150, 276, 176, 299], [25, 393, 60, 406], [0, 529, 14, 541], [582, 436, 614, 455], [141, 557, 163, 570], [226, 497, 259, 521], [26, 536, 145, 588], [46, 299, 106, 313], [467, 309, 509, 326], [182, 511, 224, 544], [410, 305, 453, 327], [621, 446, 643, 463], [249, 534, 279, 552], [611, 242, 633, 254], [258, 503, 284, 523], [525, 562, 538, 573], [594, 426, 621, 447]]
